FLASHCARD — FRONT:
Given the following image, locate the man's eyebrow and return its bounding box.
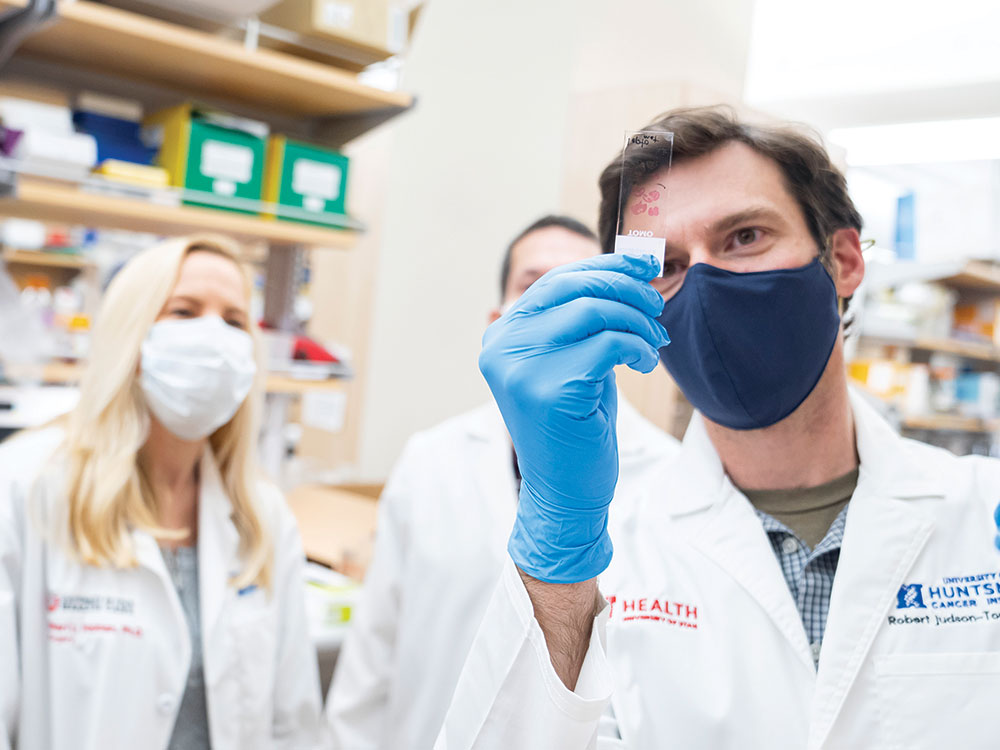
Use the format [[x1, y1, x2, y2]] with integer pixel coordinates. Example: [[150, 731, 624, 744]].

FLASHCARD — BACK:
[[710, 207, 787, 235], [514, 268, 545, 279]]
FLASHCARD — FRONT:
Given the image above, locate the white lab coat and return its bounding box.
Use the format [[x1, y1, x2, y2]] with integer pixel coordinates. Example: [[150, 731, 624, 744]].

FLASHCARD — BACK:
[[326, 397, 679, 750], [0, 427, 326, 750], [436, 390, 1000, 750]]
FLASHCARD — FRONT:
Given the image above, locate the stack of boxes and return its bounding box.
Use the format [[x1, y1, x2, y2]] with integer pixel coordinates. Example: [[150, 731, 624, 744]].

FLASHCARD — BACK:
[[142, 103, 351, 225], [0, 84, 97, 180], [0, 85, 353, 227], [951, 299, 1000, 419], [851, 274, 1000, 425]]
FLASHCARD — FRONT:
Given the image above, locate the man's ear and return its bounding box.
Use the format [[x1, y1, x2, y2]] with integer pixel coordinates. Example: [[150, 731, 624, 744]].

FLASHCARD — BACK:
[[829, 227, 865, 298], [487, 308, 502, 325]]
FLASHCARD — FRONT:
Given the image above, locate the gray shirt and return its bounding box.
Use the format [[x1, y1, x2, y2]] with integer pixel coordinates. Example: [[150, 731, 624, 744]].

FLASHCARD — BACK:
[[161, 545, 211, 750]]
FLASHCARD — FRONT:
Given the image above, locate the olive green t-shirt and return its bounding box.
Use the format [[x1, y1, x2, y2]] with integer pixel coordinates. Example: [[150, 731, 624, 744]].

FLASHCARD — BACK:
[[740, 468, 859, 550]]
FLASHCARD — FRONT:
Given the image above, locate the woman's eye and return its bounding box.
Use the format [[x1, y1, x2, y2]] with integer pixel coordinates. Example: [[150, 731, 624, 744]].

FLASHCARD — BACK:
[[169, 308, 194, 317], [225, 318, 246, 329], [733, 228, 762, 247]]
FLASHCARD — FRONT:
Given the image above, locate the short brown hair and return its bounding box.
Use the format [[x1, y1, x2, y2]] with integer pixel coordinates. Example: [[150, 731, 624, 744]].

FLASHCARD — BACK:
[[597, 106, 863, 260]]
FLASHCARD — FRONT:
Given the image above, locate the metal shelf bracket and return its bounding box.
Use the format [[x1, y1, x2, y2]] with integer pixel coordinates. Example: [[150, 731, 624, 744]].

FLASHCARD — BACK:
[[0, 0, 57, 70]]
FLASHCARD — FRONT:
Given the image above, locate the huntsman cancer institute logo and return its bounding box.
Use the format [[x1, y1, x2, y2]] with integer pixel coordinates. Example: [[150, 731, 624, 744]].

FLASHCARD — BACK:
[[897, 583, 927, 609]]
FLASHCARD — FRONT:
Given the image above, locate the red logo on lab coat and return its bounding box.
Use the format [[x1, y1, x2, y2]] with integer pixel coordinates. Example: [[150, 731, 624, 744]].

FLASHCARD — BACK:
[[47, 594, 60, 612], [606, 594, 699, 629]]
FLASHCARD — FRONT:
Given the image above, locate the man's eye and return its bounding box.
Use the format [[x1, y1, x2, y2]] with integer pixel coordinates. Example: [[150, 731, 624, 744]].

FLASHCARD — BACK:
[[662, 261, 685, 276], [733, 228, 762, 247]]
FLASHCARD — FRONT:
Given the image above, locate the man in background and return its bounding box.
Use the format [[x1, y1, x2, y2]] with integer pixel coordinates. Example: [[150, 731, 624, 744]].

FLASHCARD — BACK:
[[325, 215, 679, 750]]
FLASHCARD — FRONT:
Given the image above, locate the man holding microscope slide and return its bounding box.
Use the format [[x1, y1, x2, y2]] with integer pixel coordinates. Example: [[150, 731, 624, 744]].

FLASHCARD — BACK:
[[435, 106, 1000, 749]]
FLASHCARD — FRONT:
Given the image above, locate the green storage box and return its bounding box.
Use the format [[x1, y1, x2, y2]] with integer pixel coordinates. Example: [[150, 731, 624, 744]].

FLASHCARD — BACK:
[[144, 104, 267, 215], [263, 135, 350, 226]]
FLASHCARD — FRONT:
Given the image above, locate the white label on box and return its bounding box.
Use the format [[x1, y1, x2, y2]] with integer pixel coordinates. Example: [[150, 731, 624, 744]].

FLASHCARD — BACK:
[[303, 195, 325, 213], [321, 1, 354, 29], [387, 7, 407, 53], [868, 362, 894, 394], [213, 179, 237, 197], [293, 160, 341, 201], [302, 391, 347, 434], [201, 140, 253, 183], [614, 234, 666, 267]]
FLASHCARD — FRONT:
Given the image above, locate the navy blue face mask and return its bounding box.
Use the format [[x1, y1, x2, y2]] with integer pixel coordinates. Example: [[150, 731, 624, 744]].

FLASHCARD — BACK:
[[656, 257, 840, 430]]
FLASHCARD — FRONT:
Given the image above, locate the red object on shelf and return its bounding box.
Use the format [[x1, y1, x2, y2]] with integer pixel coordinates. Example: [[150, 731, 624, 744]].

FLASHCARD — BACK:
[[293, 335, 338, 363], [257, 322, 340, 363]]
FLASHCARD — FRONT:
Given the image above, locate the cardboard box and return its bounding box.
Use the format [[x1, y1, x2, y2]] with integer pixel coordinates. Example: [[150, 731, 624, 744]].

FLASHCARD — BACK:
[[143, 104, 267, 214], [953, 300, 1000, 345], [263, 135, 349, 226], [262, 0, 389, 53]]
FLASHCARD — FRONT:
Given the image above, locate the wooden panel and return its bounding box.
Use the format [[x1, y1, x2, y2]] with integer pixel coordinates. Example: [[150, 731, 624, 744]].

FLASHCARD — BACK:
[[938, 261, 1000, 293], [286, 484, 378, 580], [0, 0, 411, 118]]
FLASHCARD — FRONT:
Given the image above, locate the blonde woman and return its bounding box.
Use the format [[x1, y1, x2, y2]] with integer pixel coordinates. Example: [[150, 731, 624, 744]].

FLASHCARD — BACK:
[[0, 236, 325, 750]]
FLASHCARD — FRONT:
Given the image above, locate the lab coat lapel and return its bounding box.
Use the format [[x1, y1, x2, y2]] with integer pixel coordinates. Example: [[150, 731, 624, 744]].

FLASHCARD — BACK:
[[197, 446, 241, 649], [666, 416, 816, 672], [133, 519, 193, 670], [468, 401, 520, 515], [133, 526, 172, 582], [616, 395, 659, 462], [807, 392, 941, 749]]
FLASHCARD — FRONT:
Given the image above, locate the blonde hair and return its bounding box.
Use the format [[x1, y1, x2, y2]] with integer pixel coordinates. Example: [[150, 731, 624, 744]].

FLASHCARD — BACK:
[[61, 234, 272, 589]]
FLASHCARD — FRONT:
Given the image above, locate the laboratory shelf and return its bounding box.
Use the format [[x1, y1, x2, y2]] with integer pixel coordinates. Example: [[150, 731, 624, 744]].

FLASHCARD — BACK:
[[0, 0, 412, 119], [859, 334, 1000, 364], [937, 261, 1000, 294], [2, 248, 94, 269], [901, 415, 1000, 434], [264, 374, 347, 395], [39, 361, 346, 396], [0, 177, 357, 247]]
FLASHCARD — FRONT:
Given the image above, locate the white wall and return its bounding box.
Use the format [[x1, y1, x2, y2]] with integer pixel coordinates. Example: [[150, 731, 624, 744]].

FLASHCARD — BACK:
[[355, 0, 581, 479], [844, 161, 1000, 264], [745, 0, 1000, 128]]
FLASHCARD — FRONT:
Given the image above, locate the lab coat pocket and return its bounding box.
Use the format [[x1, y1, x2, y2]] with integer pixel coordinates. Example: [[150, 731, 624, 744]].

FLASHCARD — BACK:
[[873, 651, 1000, 750], [231, 605, 277, 738]]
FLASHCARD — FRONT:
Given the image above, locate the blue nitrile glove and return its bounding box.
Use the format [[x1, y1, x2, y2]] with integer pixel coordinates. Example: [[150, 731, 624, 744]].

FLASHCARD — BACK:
[[479, 253, 669, 583]]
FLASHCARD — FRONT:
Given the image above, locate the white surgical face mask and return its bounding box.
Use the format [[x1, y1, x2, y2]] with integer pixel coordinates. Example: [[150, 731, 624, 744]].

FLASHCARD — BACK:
[[140, 315, 257, 442]]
